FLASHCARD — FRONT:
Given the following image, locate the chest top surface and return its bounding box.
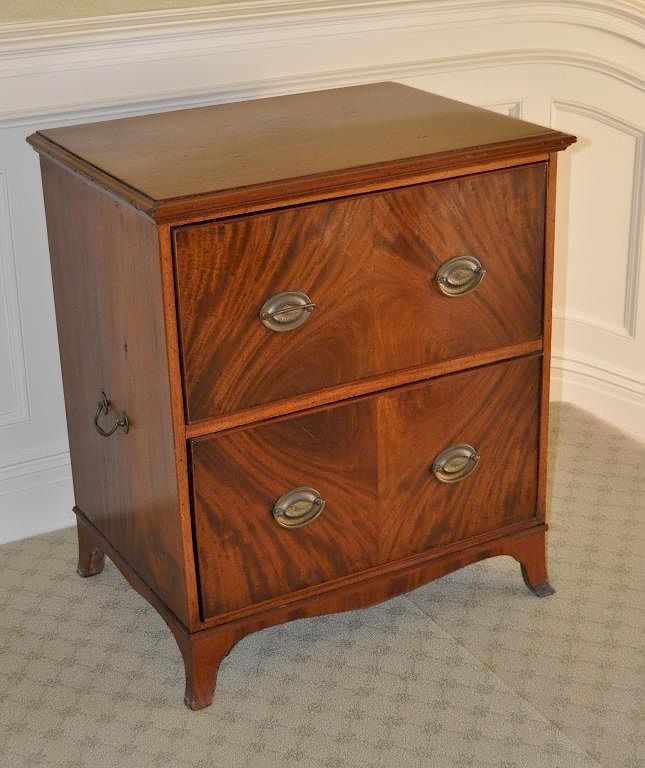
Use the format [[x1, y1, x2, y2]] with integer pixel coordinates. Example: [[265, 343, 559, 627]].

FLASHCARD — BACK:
[[28, 82, 574, 221]]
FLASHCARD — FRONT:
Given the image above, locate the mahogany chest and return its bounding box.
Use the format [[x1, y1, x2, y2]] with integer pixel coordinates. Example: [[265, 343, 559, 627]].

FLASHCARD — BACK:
[[28, 82, 575, 709]]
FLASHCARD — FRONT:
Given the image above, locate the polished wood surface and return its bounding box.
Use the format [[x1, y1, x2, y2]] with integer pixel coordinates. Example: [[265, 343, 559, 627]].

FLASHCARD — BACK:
[[192, 398, 379, 616], [41, 158, 194, 625], [157, 223, 201, 626], [184, 339, 543, 438], [379, 355, 540, 561], [175, 164, 545, 422], [27, 83, 574, 222], [30, 84, 575, 709], [174, 193, 373, 422], [192, 355, 539, 619], [27, 146, 553, 227], [372, 163, 545, 371]]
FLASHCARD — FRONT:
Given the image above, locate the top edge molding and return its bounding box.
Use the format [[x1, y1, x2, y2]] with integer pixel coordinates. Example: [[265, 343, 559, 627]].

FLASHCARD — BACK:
[[29, 126, 574, 224], [1, 0, 643, 49]]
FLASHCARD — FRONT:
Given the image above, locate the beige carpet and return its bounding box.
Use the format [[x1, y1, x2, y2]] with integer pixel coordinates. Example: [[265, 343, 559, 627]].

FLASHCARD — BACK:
[[1, 403, 643, 768]]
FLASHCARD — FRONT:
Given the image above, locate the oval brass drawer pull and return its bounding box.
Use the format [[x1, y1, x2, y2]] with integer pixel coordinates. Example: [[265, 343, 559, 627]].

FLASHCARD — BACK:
[[431, 444, 479, 483], [272, 487, 325, 529], [260, 291, 316, 332], [435, 255, 486, 296], [94, 391, 129, 437]]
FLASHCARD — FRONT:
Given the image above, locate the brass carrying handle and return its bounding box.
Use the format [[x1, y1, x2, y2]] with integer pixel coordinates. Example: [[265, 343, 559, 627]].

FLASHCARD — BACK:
[[260, 291, 316, 332], [435, 255, 486, 297], [272, 487, 325, 529], [431, 444, 479, 484], [93, 392, 129, 437]]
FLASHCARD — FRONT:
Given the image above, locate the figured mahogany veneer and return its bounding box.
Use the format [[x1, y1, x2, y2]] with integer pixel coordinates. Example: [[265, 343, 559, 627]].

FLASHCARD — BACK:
[[29, 82, 575, 710], [175, 164, 545, 421], [192, 397, 379, 617], [193, 356, 540, 617]]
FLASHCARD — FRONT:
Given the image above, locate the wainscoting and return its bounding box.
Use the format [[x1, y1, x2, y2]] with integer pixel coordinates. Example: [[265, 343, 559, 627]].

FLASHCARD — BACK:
[[0, 0, 643, 542]]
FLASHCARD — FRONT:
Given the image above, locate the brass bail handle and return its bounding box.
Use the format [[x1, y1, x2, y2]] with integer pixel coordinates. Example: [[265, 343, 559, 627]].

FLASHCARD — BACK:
[[435, 255, 486, 297], [94, 392, 129, 437], [260, 291, 316, 332], [431, 444, 480, 483], [272, 487, 326, 529]]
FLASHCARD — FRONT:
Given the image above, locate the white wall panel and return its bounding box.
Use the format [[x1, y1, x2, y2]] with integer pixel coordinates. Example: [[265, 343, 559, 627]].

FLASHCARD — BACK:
[[547, 62, 645, 436], [0, 0, 643, 542], [552, 102, 642, 338], [0, 169, 29, 428]]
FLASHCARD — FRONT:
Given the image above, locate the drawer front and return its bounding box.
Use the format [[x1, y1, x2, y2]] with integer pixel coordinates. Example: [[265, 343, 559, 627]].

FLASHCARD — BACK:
[[175, 164, 546, 422], [192, 355, 540, 618], [378, 355, 540, 562], [191, 399, 379, 617], [372, 165, 545, 372]]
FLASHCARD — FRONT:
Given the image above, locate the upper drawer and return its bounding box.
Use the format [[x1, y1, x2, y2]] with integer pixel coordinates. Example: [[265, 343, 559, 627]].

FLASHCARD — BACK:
[[174, 163, 546, 422]]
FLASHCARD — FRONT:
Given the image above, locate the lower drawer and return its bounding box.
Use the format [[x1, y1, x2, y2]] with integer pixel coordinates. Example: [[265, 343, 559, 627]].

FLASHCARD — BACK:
[[191, 355, 541, 618]]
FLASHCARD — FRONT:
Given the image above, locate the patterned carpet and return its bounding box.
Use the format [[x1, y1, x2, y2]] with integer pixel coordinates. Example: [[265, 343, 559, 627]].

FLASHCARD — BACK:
[[0, 403, 643, 768]]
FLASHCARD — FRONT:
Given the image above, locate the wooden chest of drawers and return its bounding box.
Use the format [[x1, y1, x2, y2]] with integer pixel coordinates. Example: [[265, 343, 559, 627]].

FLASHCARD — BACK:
[[28, 82, 575, 709]]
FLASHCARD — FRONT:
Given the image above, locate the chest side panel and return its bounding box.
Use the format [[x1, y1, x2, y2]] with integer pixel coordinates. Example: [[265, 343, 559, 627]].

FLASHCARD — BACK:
[[41, 158, 192, 625]]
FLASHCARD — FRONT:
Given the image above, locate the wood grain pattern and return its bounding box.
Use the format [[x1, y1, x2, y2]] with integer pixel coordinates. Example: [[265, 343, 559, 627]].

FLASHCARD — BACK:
[[372, 163, 546, 371], [174, 195, 374, 422], [157, 224, 201, 627], [27, 83, 574, 224], [192, 398, 379, 616], [175, 164, 546, 422], [41, 158, 193, 625], [184, 338, 543, 438], [193, 355, 540, 620], [30, 85, 574, 710], [378, 355, 540, 561]]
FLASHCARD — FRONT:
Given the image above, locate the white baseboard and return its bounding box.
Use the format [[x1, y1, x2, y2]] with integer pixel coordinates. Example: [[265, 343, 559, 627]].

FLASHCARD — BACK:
[[551, 354, 645, 443], [0, 450, 74, 544]]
